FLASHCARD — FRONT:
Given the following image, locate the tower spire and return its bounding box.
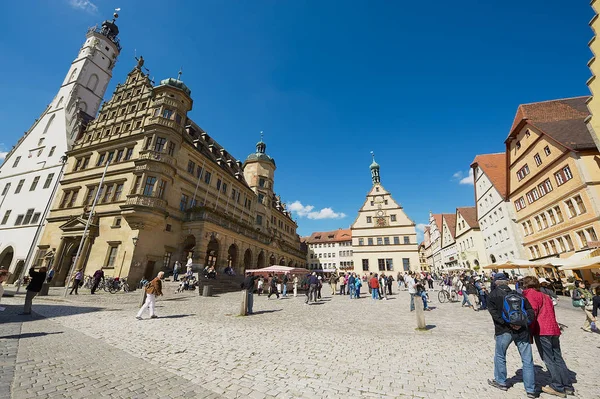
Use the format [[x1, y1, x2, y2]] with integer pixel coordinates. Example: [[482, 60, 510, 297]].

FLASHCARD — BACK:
[[256, 131, 266, 154], [370, 151, 380, 184]]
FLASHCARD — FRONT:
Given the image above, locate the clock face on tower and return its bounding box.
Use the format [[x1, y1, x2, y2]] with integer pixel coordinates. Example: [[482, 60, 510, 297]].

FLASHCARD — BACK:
[[376, 217, 386, 227]]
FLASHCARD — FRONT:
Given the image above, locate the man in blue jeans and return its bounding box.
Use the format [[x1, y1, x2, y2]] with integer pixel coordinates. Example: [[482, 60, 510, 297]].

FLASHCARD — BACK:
[[487, 273, 537, 398]]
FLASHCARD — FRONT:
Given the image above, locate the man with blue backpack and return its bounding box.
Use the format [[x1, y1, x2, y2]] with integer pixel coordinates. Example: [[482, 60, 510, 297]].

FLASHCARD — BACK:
[[487, 273, 537, 398]]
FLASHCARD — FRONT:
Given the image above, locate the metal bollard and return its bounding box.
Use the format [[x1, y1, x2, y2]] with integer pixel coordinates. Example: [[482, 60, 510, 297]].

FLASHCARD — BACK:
[[414, 295, 427, 330], [240, 289, 248, 316]]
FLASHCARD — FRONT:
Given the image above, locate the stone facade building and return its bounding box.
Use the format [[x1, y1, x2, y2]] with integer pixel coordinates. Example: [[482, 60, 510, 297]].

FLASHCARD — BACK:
[[34, 62, 305, 286], [587, 0, 600, 151], [303, 229, 353, 271], [351, 156, 419, 274], [454, 207, 487, 270], [0, 16, 121, 282], [440, 214, 457, 269]]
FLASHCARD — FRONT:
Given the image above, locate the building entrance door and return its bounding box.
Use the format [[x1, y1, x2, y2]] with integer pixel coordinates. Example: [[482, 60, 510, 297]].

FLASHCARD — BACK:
[[144, 261, 156, 280]]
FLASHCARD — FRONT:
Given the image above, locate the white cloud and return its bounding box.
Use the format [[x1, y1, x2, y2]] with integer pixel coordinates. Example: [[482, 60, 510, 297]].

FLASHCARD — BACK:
[[288, 201, 346, 220], [452, 169, 474, 185], [0, 152, 7, 161], [416, 223, 428, 232], [69, 0, 98, 13]]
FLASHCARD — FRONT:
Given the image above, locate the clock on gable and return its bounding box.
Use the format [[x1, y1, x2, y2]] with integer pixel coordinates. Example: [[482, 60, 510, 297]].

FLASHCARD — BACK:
[[376, 217, 386, 227]]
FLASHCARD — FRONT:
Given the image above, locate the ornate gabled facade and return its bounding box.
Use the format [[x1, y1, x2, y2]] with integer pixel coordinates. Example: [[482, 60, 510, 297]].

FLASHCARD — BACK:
[[454, 206, 487, 270], [33, 61, 305, 286], [0, 15, 121, 282], [428, 212, 443, 271], [440, 213, 457, 269], [350, 155, 419, 274]]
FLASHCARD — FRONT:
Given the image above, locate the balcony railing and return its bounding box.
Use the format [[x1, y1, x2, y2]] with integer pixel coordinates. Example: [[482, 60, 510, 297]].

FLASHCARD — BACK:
[[138, 150, 175, 166], [124, 195, 167, 210], [146, 116, 183, 133]]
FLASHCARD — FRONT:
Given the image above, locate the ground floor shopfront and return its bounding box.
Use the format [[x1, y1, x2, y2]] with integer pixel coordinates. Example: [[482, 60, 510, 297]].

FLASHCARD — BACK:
[[34, 207, 306, 287]]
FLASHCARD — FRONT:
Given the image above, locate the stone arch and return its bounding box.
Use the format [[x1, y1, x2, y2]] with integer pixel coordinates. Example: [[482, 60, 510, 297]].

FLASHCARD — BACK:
[[43, 114, 55, 134], [278, 256, 285, 265], [243, 248, 253, 270], [69, 68, 78, 82], [269, 254, 276, 266], [87, 74, 99, 91], [56, 96, 64, 108], [8, 260, 25, 284], [227, 243, 239, 271], [182, 235, 196, 261], [288, 260, 293, 267], [79, 101, 88, 113], [205, 237, 220, 268], [257, 250, 265, 268], [0, 246, 14, 270]]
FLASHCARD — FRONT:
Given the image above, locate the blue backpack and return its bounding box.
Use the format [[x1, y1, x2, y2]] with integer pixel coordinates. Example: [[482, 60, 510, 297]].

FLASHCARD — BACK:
[[501, 292, 529, 327]]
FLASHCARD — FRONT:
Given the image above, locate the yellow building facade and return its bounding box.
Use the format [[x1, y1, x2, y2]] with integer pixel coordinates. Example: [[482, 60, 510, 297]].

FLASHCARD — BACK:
[[506, 97, 600, 281], [587, 0, 600, 151], [35, 64, 305, 286]]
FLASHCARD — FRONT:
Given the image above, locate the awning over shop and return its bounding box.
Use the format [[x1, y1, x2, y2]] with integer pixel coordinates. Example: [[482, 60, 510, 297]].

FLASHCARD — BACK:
[[559, 249, 600, 271], [245, 265, 310, 275], [482, 259, 552, 270]]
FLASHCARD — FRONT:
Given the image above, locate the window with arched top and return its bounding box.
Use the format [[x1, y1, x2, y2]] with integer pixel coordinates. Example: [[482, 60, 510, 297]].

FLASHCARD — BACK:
[[79, 102, 88, 113], [43, 114, 55, 134], [87, 74, 99, 91], [56, 97, 64, 108], [69, 68, 78, 82]]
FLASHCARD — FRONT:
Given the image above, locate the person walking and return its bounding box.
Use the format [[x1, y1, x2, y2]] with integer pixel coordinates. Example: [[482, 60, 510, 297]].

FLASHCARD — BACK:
[[522, 276, 574, 397], [459, 277, 473, 308], [282, 272, 289, 297], [20, 266, 47, 315], [0, 269, 9, 311], [136, 271, 164, 320], [91, 268, 104, 294], [487, 273, 536, 398], [267, 274, 280, 299], [69, 269, 83, 295], [329, 273, 338, 296], [339, 273, 346, 295], [241, 272, 259, 315], [538, 278, 558, 305], [571, 280, 594, 332], [46, 267, 55, 283], [466, 278, 479, 311], [354, 274, 362, 298], [348, 273, 356, 299], [305, 273, 319, 304], [387, 274, 394, 296], [406, 273, 416, 311], [369, 274, 380, 300], [257, 276, 264, 296], [317, 276, 323, 299], [427, 273, 434, 289], [591, 286, 600, 331], [173, 261, 181, 281], [475, 276, 488, 310], [379, 273, 387, 300]]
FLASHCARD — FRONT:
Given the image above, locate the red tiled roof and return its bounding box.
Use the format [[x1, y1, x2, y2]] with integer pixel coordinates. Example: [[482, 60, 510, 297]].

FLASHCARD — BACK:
[[507, 97, 595, 151], [304, 228, 352, 244], [457, 206, 479, 229], [433, 214, 443, 233], [442, 213, 457, 239], [471, 153, 507, 199]]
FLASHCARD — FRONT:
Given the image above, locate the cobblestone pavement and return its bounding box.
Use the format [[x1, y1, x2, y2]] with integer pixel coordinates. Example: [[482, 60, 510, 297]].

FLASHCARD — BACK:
[[1, 285, 599, 399]]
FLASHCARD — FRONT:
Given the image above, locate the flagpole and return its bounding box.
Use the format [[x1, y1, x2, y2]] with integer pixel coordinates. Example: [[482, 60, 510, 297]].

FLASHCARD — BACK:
[[63, 160, 110, 297], [192, 159, 206, 205]]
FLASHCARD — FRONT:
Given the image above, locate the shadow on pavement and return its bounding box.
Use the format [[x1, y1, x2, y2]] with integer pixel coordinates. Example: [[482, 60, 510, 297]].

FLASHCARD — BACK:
[[251, 309, 283, 315], [0, 331, 64, 339], [0, 303, 106, 322], [156, 314, 195, 319]]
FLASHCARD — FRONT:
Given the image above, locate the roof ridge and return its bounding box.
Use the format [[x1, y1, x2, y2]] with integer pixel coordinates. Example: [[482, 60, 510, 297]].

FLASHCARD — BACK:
[[519, 95, 589, 107]]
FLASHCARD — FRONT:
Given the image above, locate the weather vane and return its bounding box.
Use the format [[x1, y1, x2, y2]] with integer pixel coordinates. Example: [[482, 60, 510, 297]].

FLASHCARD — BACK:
[[260, 131, 264, 141], [371, 151, 375, 160], [177, 67, 183, 80]]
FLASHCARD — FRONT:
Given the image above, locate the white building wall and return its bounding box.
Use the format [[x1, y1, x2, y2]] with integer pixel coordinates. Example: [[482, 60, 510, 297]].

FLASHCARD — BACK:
[[474, 166, 525, 263], [306, 241, 353, 270], [0, 27, 120, 279]]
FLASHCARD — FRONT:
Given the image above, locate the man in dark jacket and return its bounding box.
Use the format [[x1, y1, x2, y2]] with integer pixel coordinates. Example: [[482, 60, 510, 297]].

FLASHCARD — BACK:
[[241, 273, 259, 314], [21, 267, 47, 315], [487, 273, 537, 398], [306, 273, 319, 304], [91, 269, 104, 294]]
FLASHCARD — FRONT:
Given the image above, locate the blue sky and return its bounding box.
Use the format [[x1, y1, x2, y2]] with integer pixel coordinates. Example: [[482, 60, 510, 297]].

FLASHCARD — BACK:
[[0, 1, 594, 240]]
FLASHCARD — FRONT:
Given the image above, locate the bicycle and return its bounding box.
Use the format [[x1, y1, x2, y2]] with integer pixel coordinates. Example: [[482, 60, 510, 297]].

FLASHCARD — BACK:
[[438, 286, 459, 303], [104, 277, 130, 294]]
